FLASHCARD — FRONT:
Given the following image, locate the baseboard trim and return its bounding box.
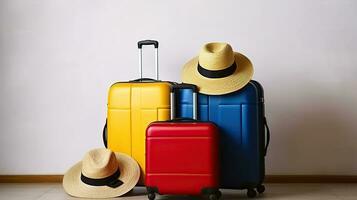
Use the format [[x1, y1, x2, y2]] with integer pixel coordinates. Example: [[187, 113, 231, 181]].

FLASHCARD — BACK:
[[265, 175, 357, 183], [0, 175, 63, 183], [1, 175, 357, 183]]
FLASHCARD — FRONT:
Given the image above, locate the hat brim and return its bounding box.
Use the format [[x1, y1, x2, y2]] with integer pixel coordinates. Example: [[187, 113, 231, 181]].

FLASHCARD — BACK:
[[62, 152, 140, 198], [182, 52, 254, 95]]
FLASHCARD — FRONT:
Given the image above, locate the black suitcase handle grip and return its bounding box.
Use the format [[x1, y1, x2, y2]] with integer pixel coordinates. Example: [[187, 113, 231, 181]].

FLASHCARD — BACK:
[[138, 40, 159, 49], [264, 117, 270, 156], [170, 83, 197, 92], [166, 117, 197, 122]]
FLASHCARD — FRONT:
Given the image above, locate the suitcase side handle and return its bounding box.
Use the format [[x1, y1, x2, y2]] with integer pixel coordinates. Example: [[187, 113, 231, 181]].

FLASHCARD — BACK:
[[138, 40, 159, 80], [103, 120, 107, 148], [170, 83, 198, 120], [264, 117, 270, 156]]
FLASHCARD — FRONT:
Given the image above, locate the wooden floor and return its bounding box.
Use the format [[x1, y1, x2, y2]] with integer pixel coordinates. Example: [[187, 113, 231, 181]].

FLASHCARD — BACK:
[[0, 183, 357, 200]]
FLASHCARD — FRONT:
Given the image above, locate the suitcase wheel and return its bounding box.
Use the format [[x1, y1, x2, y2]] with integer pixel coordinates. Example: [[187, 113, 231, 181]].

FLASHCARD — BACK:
[[208, 194, 219, 200], [146, 187, 157, 200], [257, 185, 265, 194], [216, 190, 222, 199], [202, 189, 221, 200], [148, 192, 155, 200], [247, 188, 257, 198]]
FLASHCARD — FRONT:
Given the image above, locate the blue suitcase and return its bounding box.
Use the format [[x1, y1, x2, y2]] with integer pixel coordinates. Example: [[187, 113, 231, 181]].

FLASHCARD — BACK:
[[174, 80, 270, 198]]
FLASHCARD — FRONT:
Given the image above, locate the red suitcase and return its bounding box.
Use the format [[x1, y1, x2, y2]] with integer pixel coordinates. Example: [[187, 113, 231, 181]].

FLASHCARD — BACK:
[[145, 84, 221, 200]]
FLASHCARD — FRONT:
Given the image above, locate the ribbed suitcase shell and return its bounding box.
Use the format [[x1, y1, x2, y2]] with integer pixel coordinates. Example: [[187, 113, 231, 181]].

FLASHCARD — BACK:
[[176, 80, 266, 189], [146, 121, 219, 195], [107, 81, 171, 183]]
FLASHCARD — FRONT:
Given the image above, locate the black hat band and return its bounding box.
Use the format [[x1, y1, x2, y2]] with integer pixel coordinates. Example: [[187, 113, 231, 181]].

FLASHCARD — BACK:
[[197, 61, 237, 79], [81, 168, 123, 188]]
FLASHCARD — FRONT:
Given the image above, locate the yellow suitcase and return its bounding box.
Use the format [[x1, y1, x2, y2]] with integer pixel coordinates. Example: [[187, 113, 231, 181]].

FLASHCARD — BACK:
[[103, 40, 172, 184]]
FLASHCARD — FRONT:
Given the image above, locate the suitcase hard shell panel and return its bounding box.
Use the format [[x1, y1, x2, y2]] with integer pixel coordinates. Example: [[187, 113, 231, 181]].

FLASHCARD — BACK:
[[107, 81, 171, 183], [176, 81, 265, 189], [145, 122, 219, 195]]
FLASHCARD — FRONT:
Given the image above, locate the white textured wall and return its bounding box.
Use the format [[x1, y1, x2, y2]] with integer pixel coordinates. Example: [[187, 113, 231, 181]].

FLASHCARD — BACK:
[[1, 0, 357, 175]]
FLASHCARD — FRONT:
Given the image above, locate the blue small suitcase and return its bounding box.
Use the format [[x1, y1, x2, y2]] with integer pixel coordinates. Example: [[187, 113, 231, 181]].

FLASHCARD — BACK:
[[174, 80, 270, 198]]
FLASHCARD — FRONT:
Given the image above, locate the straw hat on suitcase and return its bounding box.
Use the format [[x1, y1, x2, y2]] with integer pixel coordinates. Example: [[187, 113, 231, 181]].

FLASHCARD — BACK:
[[182, 42, 254, 95]]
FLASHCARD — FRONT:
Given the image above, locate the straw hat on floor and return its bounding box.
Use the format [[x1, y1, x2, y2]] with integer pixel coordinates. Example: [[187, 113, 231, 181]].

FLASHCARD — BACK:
[[63, 148, 140, 198]]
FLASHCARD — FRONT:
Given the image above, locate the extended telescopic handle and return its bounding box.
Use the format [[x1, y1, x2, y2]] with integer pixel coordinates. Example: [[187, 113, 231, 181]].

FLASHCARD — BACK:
[[170, 83, 198, 120], [138, 40, 159, 80]]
